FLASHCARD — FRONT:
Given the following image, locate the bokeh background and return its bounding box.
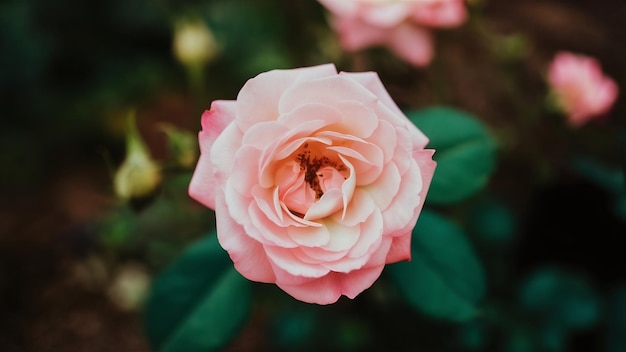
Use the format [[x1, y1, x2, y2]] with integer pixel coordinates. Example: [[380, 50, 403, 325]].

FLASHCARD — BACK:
[[1, 0, 624, 351]]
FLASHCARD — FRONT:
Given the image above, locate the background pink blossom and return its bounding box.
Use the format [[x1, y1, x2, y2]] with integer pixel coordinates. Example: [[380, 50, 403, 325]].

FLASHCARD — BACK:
[[318, 0, 467, 66], [547, 51, 618, 127]]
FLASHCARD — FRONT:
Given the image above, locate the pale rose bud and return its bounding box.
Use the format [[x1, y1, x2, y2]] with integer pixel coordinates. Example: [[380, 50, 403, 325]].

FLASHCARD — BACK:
[[114, 114, 162, 200], [107, 263, 151, 311], [158, 123, 198, 169], [317, 0, 467, 67], [188, 64, 436, 304], [547, 51, 618, 127], [173, 19, 218, 67]]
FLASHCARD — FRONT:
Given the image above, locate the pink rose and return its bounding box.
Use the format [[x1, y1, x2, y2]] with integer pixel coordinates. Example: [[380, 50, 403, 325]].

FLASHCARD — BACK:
[[318, 0, 467, 66], [189, 64, 436, 304], [547, 51, 618, 127]]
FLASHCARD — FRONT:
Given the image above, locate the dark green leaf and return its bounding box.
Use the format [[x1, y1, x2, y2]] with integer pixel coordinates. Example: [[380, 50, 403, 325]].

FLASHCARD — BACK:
[[388, 210, 486, 321], [519, 268, 599, 330], [407, 106, 497, 204], [144, 234, 252, 352]]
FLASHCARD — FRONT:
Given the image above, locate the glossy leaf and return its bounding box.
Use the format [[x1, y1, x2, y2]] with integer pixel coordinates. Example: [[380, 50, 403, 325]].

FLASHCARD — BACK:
[[388, 210, 486, 321], [144, 234, 252, 352], [407, 107, 497, 204]]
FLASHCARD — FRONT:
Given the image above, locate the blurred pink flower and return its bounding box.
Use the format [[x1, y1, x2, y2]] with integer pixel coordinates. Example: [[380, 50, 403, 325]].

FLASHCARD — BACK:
[[189, 64, 436, 304], [318, 0, 467, 66], [547, 52, 618, 127]]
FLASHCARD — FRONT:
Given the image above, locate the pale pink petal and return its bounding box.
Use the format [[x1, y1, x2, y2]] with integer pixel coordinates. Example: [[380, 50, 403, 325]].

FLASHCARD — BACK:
[[411, 0, 468, 28], [210, 122, 244, 184], [332, 16, 389, 51], [230, 145, 261, 195], [288, 223, 331, 247], [236, 64, 337, 131], [387, 23, 434, 67], [340, 71, 404, 118], [361, 3, 412, 28], [364, 162, 401, 211], [279, 75, 379, 116], [381, 161, 423, 235], [346, 209, 383, 259], [214, 195, 275, 283], [277, 274, 343, 304], [278, 102, 343, 129], [329, 100, 379, 138], [304, 189, 343, 220], [365, 119, 397, 164], [247, 203, 300, 248], [300, 245, 350, 263], [242, 121, 289, 149], [385, 231, 412, 263], [188, 101, 237, 209], [265, 245, 331, 278], [392, 126, 413, 175], [278, 238, 392, 304], [322, 219, 360, 252], [188, 155, 218, 209], [331, 189, 376, 227]]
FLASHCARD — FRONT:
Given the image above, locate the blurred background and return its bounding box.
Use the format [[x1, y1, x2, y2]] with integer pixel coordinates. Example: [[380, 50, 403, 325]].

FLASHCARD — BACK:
[[0, 0, 624, 351]]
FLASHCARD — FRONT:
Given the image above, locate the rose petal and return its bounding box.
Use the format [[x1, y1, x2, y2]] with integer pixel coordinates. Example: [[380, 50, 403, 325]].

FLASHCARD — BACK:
[[381, 160, 423, 235], [331, 189, 375, 227], [189, 101, 237, 209], [304, 189, 343, 220], [215, 195, 275, 283], [322, 219, 360, 252], [236, 64, 338, 131], [288, 222, 331, 247], [265, 245, 331, 278], [242, 121, 289, 149], [387, 22, 434, 67], [364, 162, 401, 211], [278, 75, 378, 116]]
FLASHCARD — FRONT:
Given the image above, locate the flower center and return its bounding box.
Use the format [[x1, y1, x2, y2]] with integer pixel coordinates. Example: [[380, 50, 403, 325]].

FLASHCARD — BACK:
[[296, 142, 347, 200], [277, 141, 350, 219]]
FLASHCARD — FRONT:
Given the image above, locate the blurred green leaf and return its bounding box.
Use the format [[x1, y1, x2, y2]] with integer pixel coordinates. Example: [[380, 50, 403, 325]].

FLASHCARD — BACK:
[[520, 268, 600, 330], [144, 234, 252, 352], [388, 210, 486, 321], [469, 199, 516, 244], [407, 107, 497, 205], [272, 307, 318, 349]]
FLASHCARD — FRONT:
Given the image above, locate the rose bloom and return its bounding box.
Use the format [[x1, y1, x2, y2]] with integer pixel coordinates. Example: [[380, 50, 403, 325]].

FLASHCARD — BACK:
[[547, 51, 618, 127], [318, 0, 467, 67], [189, 64, 435, 304]]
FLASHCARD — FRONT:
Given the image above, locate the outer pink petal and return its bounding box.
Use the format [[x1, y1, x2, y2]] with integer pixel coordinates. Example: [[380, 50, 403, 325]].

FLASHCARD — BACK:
[[189, 101, 237, 209], [340, 72, 430, 150], [387, 23, 434, 67], [360, 3, 411, 28], [278, 75, 378, 116], [214, 195, 276, 283], [277, 237, 391, 304], [411, 0, 467, 28], [236, 64, 337, 131], [385, 149, 436, 263], [332, 16, 389, 51]]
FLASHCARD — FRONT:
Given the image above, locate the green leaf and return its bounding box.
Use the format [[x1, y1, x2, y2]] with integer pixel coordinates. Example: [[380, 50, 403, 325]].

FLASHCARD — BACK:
[[519, 267, 600, 330], [388, 210, 486, 321], [407, 106, 497, 205], [144, 234, 252, 352]]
